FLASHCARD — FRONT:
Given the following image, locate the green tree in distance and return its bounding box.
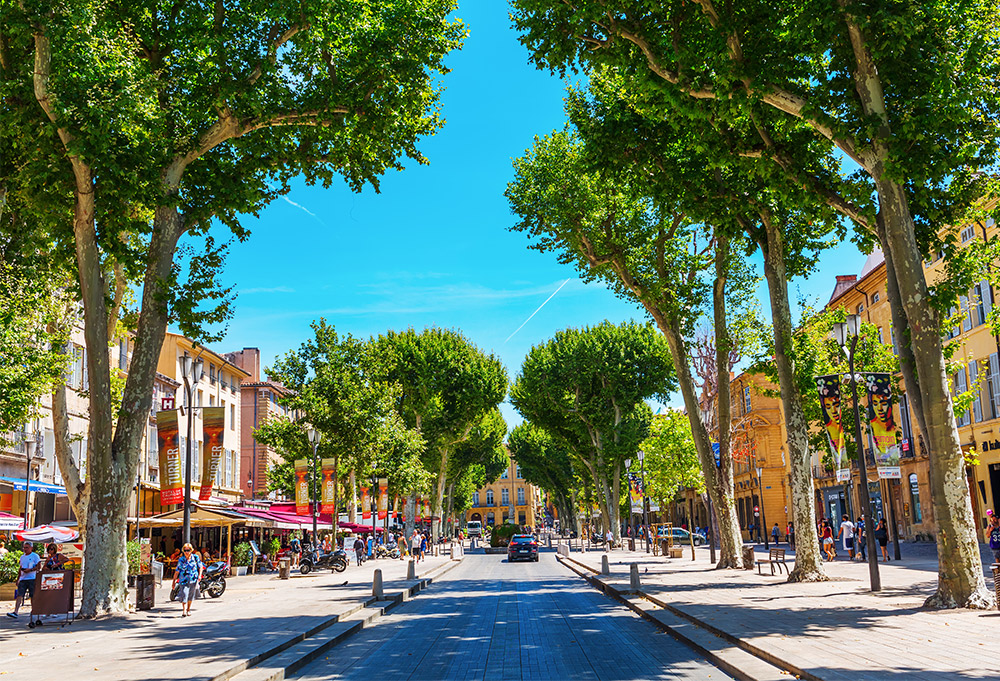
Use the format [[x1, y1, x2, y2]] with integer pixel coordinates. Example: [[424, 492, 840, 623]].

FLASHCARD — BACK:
[[507, 423, 578, 534], [510, 321, 673, 544]]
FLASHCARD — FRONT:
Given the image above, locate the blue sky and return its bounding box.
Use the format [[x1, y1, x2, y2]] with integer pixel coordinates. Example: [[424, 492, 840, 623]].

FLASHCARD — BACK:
[[197, 1, 869, 429]]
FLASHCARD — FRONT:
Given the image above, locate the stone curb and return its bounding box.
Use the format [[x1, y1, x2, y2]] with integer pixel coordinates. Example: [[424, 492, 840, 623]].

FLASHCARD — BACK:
[[556, 554, 821, 681], [213, 556, 463, 681]]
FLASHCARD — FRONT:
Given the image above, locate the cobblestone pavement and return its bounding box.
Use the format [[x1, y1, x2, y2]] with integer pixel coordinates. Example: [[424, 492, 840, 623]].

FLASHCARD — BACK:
[[293, 552, 733, 681]]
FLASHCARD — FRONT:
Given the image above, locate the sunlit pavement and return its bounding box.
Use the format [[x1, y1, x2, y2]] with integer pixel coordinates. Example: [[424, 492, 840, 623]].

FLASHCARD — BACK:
[[293, 551, 731, 681]]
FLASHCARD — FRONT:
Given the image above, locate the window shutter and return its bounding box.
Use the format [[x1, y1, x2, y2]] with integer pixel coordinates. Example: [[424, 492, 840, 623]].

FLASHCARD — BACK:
[[960, 296, 973, 332], [992, 354, 1000, 419], [971, 360, 984, 423], [982, 280, 994, 319]]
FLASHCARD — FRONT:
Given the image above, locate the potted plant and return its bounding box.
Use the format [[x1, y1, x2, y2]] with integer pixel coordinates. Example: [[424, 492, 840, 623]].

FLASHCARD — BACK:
[[0, 550, 23, 600], [232, 542, 253, 576], [125, 540, 141, 586]]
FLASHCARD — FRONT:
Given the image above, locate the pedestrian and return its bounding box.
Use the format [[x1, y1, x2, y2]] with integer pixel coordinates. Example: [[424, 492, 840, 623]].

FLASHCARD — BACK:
[[353, 535, 365, 566], [397, 532, 408, 559], [747, 521, 755, 542], [855, 516, 867, 561], [838, 514, 855, 559], [771, 522, 780, 545], [874, 518, 890, 562], [986, 510, 1000, 564], [410, 531, 422, 563], [0, 540, 7, 556], [44, 543, 68, 570], [787, 522, 795, 549], [605, 529, 613, 550], [366, 534, 374, 559], [420, 531, 428, 560], [172, 543, 204, 617], [6, 541, 40, 619], [290, 535, 302, 567], [822, 525, 836, 561], [322, 534, 332, 553]]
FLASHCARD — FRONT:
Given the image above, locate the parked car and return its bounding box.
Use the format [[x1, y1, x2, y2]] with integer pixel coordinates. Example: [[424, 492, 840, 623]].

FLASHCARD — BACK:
[[656, 527, 706, 546], [507, 535, 539, 562]]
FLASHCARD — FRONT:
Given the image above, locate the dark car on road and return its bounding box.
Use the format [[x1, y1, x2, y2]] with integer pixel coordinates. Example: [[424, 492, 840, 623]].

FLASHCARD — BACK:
[[507, 535, 539, 562]]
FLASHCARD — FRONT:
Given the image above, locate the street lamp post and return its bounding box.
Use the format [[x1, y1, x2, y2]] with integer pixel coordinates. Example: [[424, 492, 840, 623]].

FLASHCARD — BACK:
[[307, 427, 322, 545], [756, 465, 769, 550], [834, 314, 882, 592], [638, 449, 650, 553], [179, 356, 204, 546]]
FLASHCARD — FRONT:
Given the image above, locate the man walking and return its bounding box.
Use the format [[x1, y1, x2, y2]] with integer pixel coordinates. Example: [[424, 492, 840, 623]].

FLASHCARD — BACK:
[[353, 536, 365, 566], [771, 523, 781, 546], [838, 514, 856, 560], [6, 541, 40, 620]]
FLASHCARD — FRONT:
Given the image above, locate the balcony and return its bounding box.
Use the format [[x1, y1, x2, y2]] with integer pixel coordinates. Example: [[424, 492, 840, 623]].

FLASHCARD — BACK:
[[812, 465, 835, 480]]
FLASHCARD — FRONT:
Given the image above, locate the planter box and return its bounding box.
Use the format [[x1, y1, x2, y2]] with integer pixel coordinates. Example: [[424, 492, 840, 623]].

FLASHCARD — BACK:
[[233, 566, 248, 576], [0, 582, 16, 601]]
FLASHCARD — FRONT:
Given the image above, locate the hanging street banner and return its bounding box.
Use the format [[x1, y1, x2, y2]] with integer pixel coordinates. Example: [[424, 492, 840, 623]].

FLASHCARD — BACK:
[[321, 458, 336, 513], [865, 373, 903, 479], [627, 473, 643, 513], [378, 478, 388, 520], [423, 497, 431, 521], [361, 486, 371, 519], [294, 459, 310, 515], [199, 406, 225, 501], [156, 409, 183, 505], [816, 375, 850, 482]]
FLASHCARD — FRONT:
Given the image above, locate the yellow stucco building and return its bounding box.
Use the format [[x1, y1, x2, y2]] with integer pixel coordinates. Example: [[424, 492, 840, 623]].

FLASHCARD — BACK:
[[465, 454, 542, 530]]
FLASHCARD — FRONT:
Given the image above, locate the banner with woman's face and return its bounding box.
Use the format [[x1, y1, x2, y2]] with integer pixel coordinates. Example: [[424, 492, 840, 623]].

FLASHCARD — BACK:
[[815, 375, 850, 482], [864, 373, 902, 478]]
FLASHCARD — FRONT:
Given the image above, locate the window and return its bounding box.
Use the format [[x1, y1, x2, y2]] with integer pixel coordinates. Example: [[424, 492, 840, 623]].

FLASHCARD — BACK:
[[118, 338, 129, 371], [909, 473, 923, 523], [225, 449, 233, 489], [231, 378, 239, 393], [196, 390, 203, 408], [515, 465, 522, 479], [743, 386, 752, 413], [209, 394, 215, 407], [487, 512, 495, 525], [973, 280, 993, 326], [220, 372, 227, 390], [230, 404, 236, 429], [486, 490, 494, 506], [970, 359, 984, 423], [954, 369, 970, 426], [209, 364, 216, 385], [473, 492, 480, 507], [501, 488, 510, 505], [890, 326, 898, 355], [877, 326, 884, 344], [961, 223, 976, 243], [960, 295, 973, 332], [872, 291, 880, 304], [182, 387, 189, 408], [517, 487, 525, 505], [856, 303, 865, 314], [944, 306, 960, 340], [501, 469, 508, 479]]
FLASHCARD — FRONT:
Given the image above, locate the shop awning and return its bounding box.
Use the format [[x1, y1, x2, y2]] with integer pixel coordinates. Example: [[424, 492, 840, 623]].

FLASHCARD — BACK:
[[230, 506, 311, 530], [0, 512, 25, 531], [131, 503, 247, 528], [0, 477, 66, 496]]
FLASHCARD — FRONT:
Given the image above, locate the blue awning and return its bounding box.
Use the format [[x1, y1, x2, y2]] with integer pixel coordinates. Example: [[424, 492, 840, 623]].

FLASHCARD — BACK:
[[0, 477, 67, 496]]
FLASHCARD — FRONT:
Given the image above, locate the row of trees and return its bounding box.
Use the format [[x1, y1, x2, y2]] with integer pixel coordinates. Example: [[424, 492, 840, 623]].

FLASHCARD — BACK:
[[256, 323, 508, 543], [506, 0, 1000, 608], [0, 0, 466, 616]]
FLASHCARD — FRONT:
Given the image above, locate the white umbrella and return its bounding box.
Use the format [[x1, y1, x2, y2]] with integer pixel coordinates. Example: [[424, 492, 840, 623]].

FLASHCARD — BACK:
[[15, 525, 80, 543]]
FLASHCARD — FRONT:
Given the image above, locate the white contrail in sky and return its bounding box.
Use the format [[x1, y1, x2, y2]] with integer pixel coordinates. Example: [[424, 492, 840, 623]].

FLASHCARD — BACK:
[[504, 278, 571, 344]]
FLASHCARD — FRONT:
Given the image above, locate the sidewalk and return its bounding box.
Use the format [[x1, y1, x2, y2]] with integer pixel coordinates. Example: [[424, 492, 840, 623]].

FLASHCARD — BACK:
[[560, 542, 1000, 681], [0, 552, 455, 681]]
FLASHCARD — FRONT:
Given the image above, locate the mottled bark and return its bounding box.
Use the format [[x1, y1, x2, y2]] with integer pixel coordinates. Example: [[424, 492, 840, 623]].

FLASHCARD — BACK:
[[756, 212, 827, 582], [51, 380, 88, 541]]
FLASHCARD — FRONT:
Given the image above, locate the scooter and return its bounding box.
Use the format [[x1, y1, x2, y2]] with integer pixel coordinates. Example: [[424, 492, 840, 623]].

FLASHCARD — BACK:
[[298, 548, 348, 574], [170, 561, 227, 600]]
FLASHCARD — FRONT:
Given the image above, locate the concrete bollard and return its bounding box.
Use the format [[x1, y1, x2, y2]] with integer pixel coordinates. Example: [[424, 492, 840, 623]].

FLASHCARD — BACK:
[[601, 554, 610, 575], [630, 563, 640, 592], [372, 568, 384, 600], [406, 559, 416, 580]]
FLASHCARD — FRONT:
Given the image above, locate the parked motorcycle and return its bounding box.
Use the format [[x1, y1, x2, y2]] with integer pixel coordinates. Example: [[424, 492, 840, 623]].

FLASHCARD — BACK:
[[375, 544, 401, 560], [299, 548, 348, 574], [170, 561, 227, 600]]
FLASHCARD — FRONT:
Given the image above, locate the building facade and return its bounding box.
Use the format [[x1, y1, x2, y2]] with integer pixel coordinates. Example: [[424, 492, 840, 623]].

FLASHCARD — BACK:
[[226, 347, 297, 500], [465, 455, 542, 529]]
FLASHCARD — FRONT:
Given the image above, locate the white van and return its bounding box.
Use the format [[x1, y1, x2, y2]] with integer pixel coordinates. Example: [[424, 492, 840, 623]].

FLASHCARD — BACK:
[[466, 520, 483, 537]]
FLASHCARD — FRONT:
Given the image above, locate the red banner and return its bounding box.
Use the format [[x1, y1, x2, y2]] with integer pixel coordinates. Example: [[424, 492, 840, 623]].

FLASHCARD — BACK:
[[199, 406, 225, 501], [378, 480, 388, 520], [157, 410, 183, 506], [321, 458, 336, 514], [295, 459, 309, 515], [361, 486, 371, 520]]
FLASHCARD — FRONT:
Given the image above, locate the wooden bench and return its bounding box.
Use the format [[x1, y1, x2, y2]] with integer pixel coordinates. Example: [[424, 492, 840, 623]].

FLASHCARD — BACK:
[[667, 546, 684, 558], [756, 548, 788, 575]]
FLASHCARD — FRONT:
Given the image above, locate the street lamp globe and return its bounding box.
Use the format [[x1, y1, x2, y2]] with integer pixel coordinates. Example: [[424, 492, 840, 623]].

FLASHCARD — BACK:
[[192, 359, 204, 383], [179, 355, 191, 380], [307, 427, 321, 445], [637, 449, 644, 462], [625, 458, 631, 469], [845, 313, 861, 337]]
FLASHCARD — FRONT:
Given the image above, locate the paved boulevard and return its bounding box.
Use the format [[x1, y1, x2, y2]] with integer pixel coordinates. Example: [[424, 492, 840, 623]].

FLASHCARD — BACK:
[[294, 551, 732, 681]]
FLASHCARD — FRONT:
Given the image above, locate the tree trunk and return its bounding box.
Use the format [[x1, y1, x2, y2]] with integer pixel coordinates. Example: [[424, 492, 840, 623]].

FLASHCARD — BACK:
[[331, 454, 339, 543], [404, 491, 415, 536], [610, 460, 622, 542], [757, 214, 827, 582], [433, 447, 448, 543], [877, 177, 990, 608], [838, 3, 989, 608], [444, 483, 455, 537], [348, 469, 357, 524], [51, 380, 88, 540]]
